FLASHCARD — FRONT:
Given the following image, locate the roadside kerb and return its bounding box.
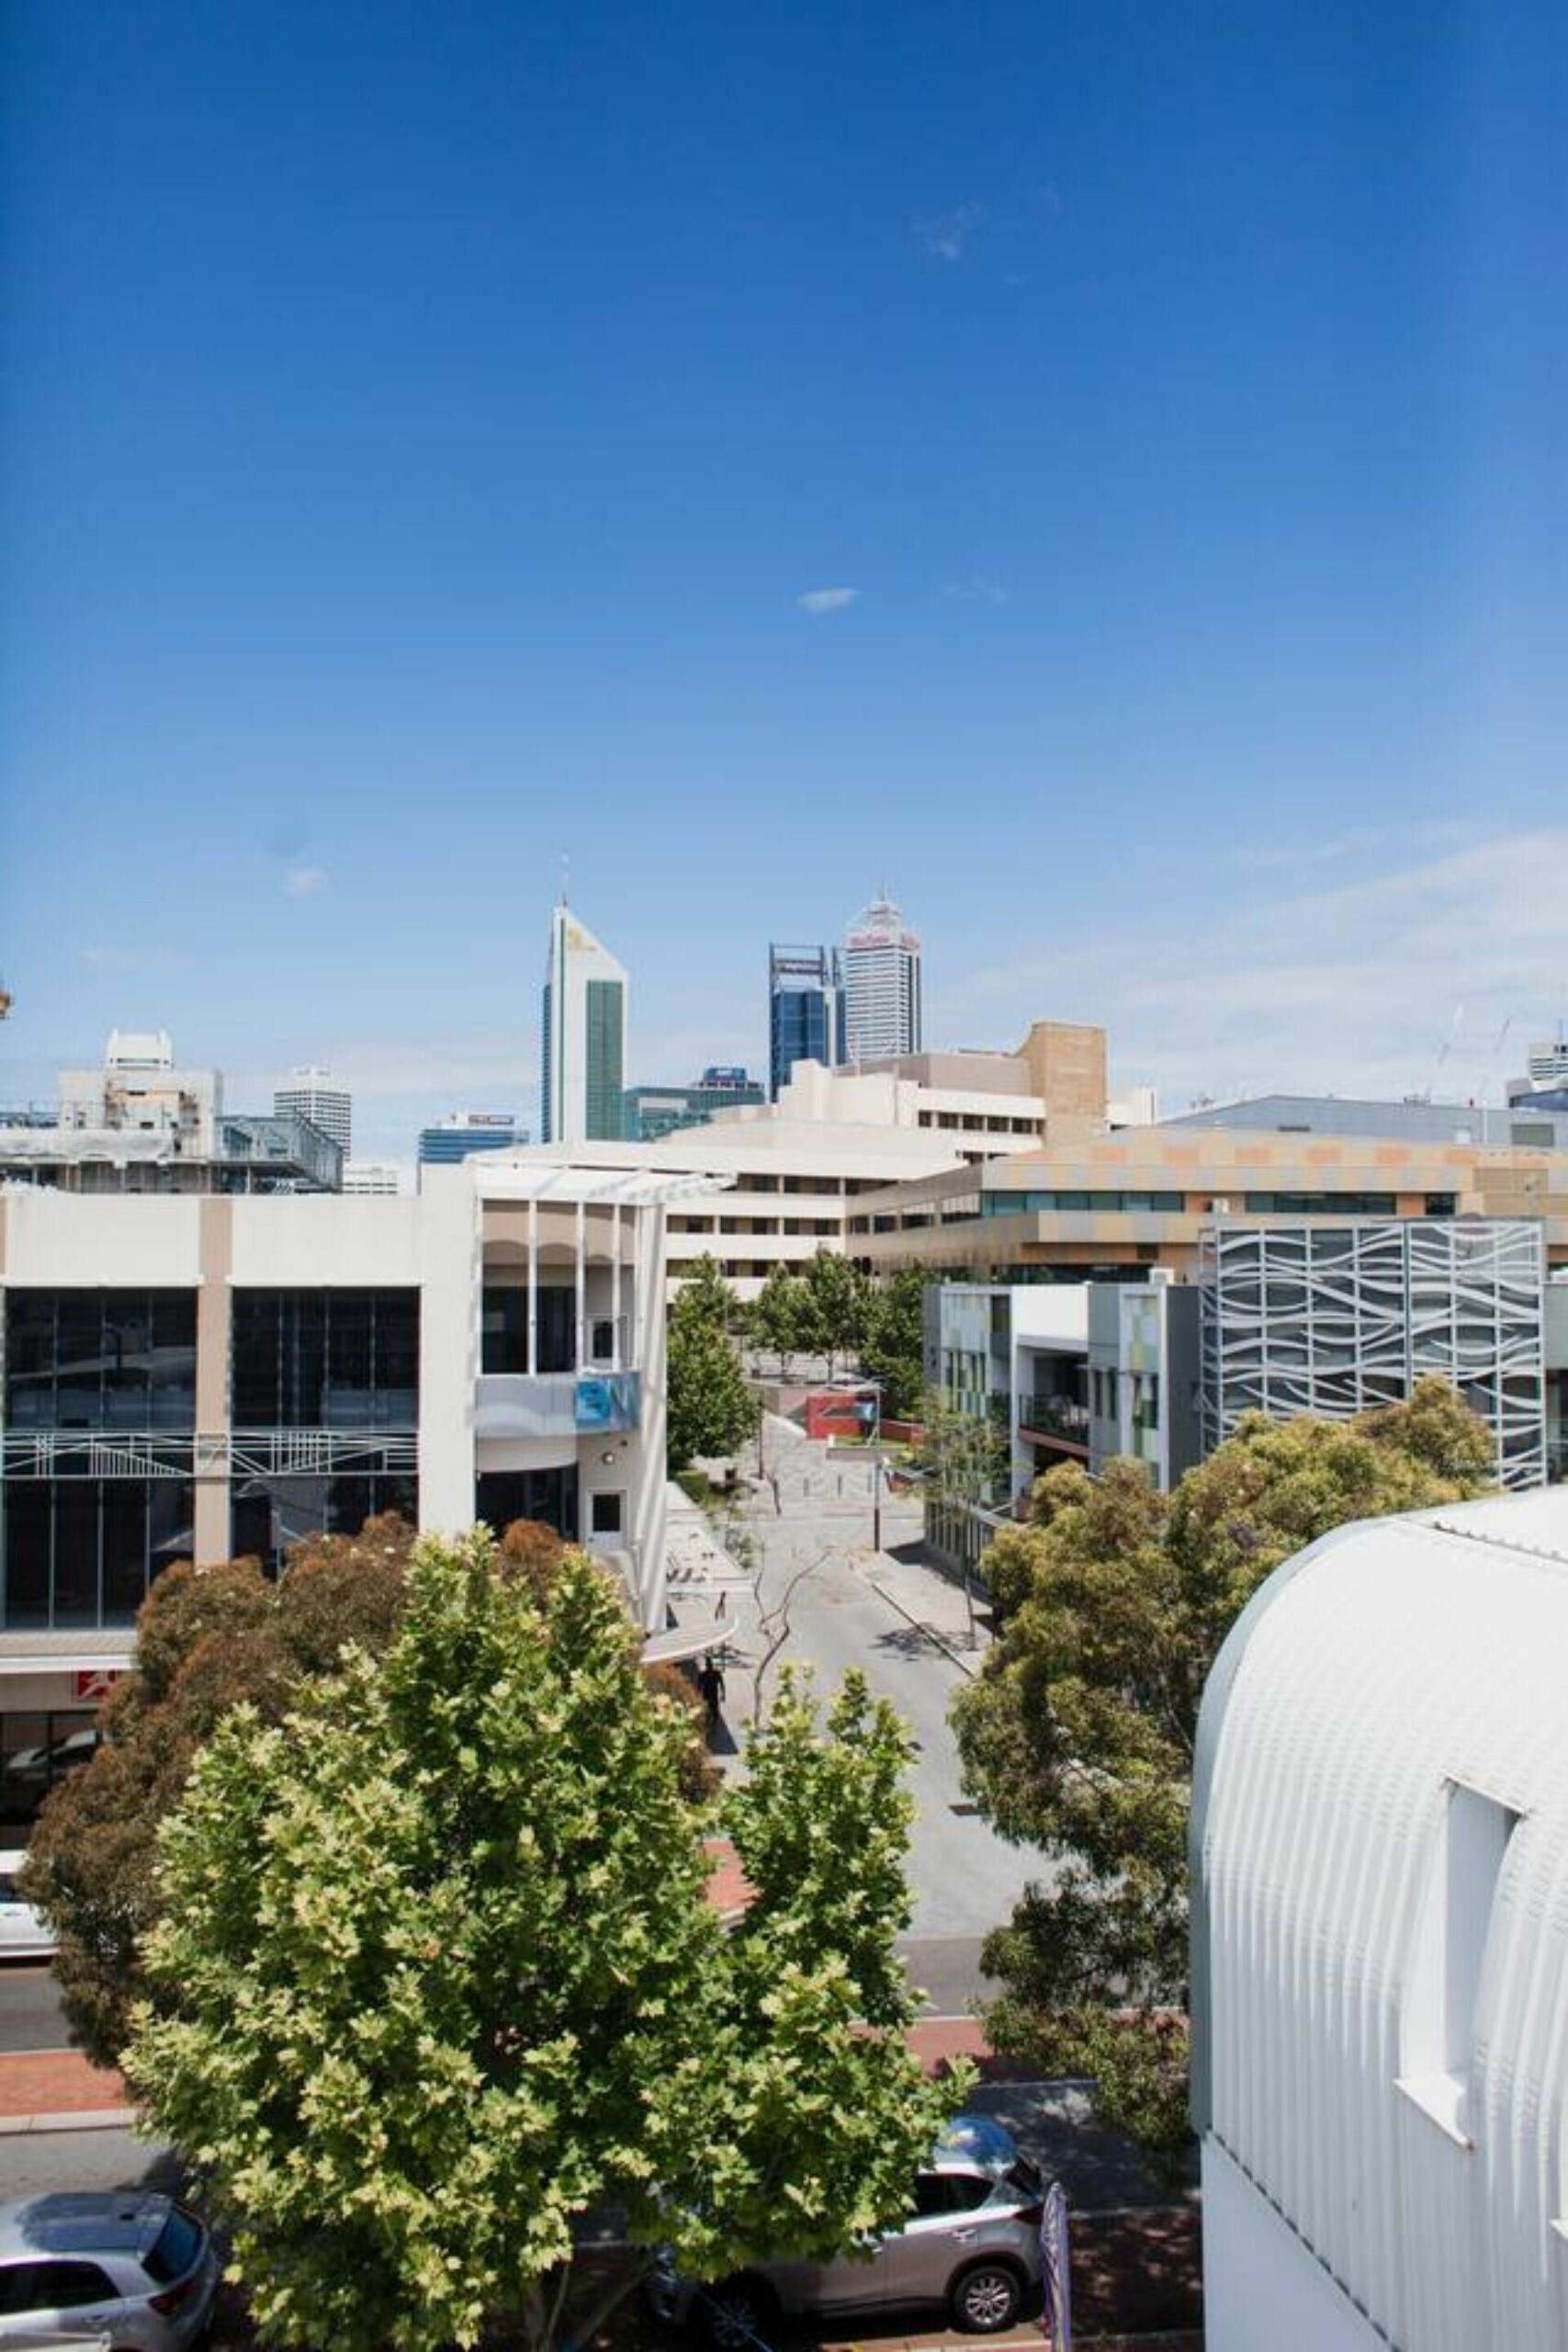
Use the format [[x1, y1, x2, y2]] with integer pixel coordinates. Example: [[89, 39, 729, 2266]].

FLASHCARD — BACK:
[[865, 1573, 982, 1679]]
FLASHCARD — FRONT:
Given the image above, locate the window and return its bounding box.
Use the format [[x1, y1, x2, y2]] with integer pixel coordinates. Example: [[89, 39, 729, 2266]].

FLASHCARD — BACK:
[[229, 1474, 417, 1572], [590, 1491, 624, 1536], [231, 1291, 419, 1424], [910, 2172, 991, 2217], [1399, 1781, 1519, 2143], [145, 2209, 204, 2287], [26, 2261, 118, 2311], [3, 1291, 197, 1431], [2, 1480, 196, 1632]]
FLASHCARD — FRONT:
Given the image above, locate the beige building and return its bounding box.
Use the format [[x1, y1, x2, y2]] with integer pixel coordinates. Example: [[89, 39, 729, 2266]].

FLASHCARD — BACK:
[[851, 1124, 1568, 1280]]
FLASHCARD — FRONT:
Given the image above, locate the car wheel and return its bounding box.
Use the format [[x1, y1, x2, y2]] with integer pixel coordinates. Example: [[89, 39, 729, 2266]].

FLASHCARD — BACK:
[[950, 2258, 1023, 2333], [702, 2273, 779, 2349]]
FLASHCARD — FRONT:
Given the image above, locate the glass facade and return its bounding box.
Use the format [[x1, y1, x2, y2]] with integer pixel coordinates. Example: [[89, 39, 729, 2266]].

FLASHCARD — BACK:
[[230, 1472, 418, 1571], [584, 978, 625, 1142], [230, 1290, 418, 1427], [3, 1477, 195, 1627], [480, 1286, 574, 1374], [475, 1466, 579, 1541], [5, 1290, 197, 1430]]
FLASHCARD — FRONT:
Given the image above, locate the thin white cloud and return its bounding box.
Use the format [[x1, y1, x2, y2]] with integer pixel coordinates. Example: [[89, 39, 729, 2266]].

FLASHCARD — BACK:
[[913, 200, 982, 262], [795, 587, 859, 616], [78, 944, 181, 971], [942, 827, 1568, 1110], [942, 576, 1010, 606], [283, 865, 327, 899]]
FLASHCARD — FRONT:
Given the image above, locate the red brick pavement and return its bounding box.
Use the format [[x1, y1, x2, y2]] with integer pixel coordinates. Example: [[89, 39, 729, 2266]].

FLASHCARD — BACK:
[[0, 2047, 130, 2119]]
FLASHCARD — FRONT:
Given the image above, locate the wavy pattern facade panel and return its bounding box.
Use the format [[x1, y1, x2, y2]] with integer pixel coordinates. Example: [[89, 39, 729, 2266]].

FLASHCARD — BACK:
[[1200, 1218, 1546, 1489]]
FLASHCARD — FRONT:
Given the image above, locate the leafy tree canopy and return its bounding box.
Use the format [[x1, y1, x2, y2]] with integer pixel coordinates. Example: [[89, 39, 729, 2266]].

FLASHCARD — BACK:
[[125, 1537, 961, 2352], [667, 1273, 759, 1469], [860, 1268, 928, 1421], [952, 1378, 1495, 2157]]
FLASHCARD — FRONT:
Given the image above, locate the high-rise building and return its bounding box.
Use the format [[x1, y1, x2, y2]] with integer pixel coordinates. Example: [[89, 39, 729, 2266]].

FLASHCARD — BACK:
[[1527, 1035, 1568, 1091], [842, 894, 921, 1062], [540, 902, 627, 1145], [622, 1069, 765, 1142], [275, 1066, 353, 1157], [768, 944, 845, 1099], [418, 1113, 527, 1166]]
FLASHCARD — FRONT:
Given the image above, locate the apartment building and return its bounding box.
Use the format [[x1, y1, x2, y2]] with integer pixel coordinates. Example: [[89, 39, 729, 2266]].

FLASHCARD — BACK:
[[0, 1159, 721, 1830]]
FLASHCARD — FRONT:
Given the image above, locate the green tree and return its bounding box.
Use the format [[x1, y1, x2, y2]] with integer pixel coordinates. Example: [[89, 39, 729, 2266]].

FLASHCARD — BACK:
[[124, 1538, 962, 2352], [22, 1515, 418, 2069], [918, 1386, 1010, 1509], [751, 1262, 809, 1377], [952, 1379, 1495, 2158], [24, 1516, 716, 2064], [666, 1279, 760, 1469], [861, 1269, 928, 1421], [799, 1249, 874, 1377], [673, 1250, 745, 1334]]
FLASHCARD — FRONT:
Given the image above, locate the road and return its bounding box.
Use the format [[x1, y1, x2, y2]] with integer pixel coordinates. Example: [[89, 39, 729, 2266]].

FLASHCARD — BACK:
[[724, 1420, 1048, 1985]]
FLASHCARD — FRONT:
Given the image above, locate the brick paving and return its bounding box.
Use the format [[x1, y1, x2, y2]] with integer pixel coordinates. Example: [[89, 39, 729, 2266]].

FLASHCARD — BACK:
[[0, 2047, 129, 2120]]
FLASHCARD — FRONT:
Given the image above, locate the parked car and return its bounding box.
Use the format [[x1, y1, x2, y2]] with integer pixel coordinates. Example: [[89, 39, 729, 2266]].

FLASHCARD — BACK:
[[0, 2195, 219, 2349], [649, 2112, 1046, 2343], [0, 1856, 53, 1963]]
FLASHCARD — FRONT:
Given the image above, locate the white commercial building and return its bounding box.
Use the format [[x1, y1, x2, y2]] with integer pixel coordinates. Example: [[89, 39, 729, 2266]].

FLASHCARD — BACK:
[[1192, 1488, 1568, 2352], [540, 901, 628, 1146], [842, 894, 922, 1061], [59, 1032, 221, 1156], [274, 1067, 353, 1157], [0, 1160, 722, 1833]]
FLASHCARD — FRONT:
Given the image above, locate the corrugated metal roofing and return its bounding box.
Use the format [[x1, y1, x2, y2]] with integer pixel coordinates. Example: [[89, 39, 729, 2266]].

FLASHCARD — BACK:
[[1191, 1492, 1568, 2352]]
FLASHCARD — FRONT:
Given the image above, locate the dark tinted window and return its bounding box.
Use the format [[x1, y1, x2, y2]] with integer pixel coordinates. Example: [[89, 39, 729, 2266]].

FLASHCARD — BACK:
[[231, 1292, 418, 1427], [28, 2258, 118, 2308], [3, 1292, 197, 1430], [0, 2264, 36, 2315], [145, 2207, 204, 2286], [910, 2171, 991, 2218]]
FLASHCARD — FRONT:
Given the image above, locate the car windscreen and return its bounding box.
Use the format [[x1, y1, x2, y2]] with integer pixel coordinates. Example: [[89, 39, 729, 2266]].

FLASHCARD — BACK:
[[144, 2208, 203, 2285], [1003, 2155, 1043, 2199], [0, 1878, 18, 1903]]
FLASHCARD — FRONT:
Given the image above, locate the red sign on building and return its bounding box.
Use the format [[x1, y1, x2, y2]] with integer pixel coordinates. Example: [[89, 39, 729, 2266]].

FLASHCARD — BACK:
[[73, 1668, 124, 1704]]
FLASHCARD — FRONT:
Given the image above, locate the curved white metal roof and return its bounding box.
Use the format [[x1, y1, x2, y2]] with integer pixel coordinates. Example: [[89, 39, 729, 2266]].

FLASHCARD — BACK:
[[1191, 1490, 1568, 2352]]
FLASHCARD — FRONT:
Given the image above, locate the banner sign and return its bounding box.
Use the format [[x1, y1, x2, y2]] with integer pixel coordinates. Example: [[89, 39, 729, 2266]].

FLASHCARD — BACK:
[[1041, 2178, 1072, 2348]]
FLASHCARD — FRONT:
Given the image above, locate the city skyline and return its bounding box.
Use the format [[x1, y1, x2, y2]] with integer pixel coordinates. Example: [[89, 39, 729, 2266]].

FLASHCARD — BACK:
[[3, 4, 1566, 1157]]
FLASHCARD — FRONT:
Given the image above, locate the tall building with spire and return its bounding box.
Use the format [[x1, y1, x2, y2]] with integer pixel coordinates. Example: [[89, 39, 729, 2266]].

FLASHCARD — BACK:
[[540, 901, 628, 1144], [842, 892, 922, 1061]]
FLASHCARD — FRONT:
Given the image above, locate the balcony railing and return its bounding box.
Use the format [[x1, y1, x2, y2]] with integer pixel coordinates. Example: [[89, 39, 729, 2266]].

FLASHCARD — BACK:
[[1021, 1395, 1090, 1439], [475, 1371, 642, 1442]]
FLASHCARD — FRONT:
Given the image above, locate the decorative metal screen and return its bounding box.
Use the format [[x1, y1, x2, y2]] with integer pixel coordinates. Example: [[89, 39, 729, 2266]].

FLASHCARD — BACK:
[[1200, 1219, 1545, 1489]]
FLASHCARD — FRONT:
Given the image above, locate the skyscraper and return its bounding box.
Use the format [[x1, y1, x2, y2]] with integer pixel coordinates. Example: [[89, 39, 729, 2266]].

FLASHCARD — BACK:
[[274, 1066, 353, 1157], [540, 901, 627, 1144], [768, 944, 846, 1099], [842, 894, 921, 1061]]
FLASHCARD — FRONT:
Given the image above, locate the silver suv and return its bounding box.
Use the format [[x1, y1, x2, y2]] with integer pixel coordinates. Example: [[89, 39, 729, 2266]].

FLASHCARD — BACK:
[[0, 2195, 219, 2350], [651, 2112, 1046, 2342]]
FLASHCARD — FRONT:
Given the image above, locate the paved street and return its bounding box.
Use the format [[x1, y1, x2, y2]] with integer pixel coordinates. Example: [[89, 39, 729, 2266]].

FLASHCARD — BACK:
[[0, 1965, 70, 2052], [718, 1419, 1048, 1975]]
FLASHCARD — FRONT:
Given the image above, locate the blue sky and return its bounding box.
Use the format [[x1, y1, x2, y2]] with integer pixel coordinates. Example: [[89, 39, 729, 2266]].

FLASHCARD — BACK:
[[4, 0, 1565, 1158]]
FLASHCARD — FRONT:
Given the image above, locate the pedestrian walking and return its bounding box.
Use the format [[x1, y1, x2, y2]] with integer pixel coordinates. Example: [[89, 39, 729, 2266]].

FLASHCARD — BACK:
[[697, 1652, 726, 1733]]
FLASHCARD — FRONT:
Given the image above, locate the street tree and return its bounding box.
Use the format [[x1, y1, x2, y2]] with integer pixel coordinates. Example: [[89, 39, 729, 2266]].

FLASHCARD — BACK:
[[125, 1537, 962, 2352], [861, 1269, 928, 1421], [22, 1516, 418, 2069], [952, 1379, 1495, 2157], [799, 1249, 874, 1376], [673, 1250, 745, 1334], [751, 1262, 808, 1377], [667, 1277, 760, 1470], [23, 1515, 716, 2064]]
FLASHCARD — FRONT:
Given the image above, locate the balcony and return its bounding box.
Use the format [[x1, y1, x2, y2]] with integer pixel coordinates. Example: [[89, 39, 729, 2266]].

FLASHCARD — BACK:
[[1018, 1394, 1091, 1453], [475, 1371, 642, 1442]]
